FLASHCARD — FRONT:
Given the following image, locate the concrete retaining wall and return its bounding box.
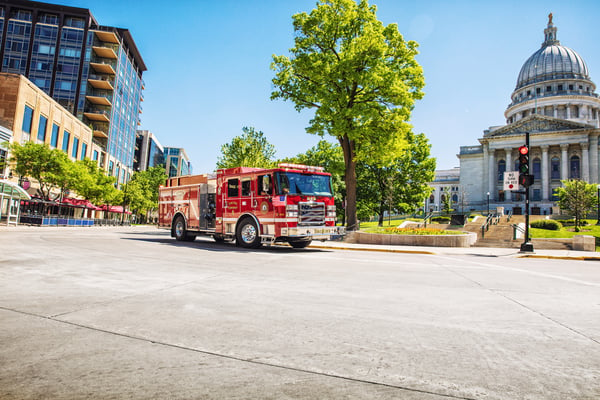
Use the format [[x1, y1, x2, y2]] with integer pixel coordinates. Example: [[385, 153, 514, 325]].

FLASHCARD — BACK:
[[345, 231, 478, 248]]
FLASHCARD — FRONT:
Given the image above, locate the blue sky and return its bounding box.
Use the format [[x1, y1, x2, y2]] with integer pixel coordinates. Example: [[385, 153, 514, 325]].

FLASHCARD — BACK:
[[55, 0, 600, 173]]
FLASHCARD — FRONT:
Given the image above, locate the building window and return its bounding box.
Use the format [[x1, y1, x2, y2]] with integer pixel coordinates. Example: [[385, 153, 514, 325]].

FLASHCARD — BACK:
[[81, 143, 87, 160], [22, 105, 33, 133], [72, 137, 79, 158], [497, 160, 506, 181], [551, 157, 560, 180], [570, 156, 580, 179], [546, 85, 552, 92], [109, 161, 114, 176], [37, 115, 48, 142], [533, 189, 541, 201], [62, 130, 70, 152], [532, 158, 541, 181], [93, 150, 99, 161]]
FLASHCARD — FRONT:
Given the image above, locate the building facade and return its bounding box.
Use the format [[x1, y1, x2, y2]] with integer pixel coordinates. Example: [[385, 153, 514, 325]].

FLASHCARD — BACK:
[[0, 0, 146, 184], [458, 15, 600, 215], [425, 168, 463, 213], [0, 72, 101, 167], [134, 129, 164, 172], [164, 147, 192, 178]]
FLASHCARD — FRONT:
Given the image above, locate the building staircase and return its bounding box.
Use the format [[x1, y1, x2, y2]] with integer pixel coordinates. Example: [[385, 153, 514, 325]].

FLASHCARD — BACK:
[[458, 214, 572, 250]]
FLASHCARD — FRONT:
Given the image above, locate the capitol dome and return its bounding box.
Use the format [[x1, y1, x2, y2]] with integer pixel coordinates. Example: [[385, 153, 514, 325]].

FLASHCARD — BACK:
[[516, 44, 589, 90], [505, 14, 598, 125]]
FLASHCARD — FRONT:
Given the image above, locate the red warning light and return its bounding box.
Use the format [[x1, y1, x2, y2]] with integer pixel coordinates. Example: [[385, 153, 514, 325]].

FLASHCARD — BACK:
[[519, 145, 529, 155]]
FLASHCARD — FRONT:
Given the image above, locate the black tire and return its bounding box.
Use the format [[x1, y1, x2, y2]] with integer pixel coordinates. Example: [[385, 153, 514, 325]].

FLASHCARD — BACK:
[[173, 216, 188, 241], [213, 234, 225, 243], [236, 217, 262, 248], [289, 239, 312, 249]]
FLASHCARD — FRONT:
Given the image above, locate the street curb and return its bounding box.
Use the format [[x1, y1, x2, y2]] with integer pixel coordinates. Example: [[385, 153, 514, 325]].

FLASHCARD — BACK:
[[307, 244, 435, 255], [518, 254, 600, 261]]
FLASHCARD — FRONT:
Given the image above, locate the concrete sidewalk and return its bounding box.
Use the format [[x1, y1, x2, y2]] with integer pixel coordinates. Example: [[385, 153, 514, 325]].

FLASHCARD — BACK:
[[307, 238, 600, 261]]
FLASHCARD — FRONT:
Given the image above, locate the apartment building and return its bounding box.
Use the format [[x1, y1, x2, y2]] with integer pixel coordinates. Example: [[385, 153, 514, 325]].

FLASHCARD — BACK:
[[0, 0, 146, 184]]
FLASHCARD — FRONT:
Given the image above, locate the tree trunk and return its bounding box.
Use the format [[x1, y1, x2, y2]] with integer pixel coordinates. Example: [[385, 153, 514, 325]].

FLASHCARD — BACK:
[[340, 135, 358, 231]]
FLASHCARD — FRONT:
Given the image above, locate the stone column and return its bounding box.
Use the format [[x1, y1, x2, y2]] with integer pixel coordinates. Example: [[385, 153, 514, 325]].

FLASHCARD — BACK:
[[553, 106, 558, 118], [505, 148, 512, 201], [590, 135, 599, 183], [582, 142, 590, 182], [561, 144, 569, 180], [566, 104, 571, 119], [488, 149, 495, 199], [541, 145, 549, 200]]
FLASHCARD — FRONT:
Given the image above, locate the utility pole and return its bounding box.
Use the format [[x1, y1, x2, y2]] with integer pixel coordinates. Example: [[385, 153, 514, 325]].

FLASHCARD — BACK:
[[519, 131, 534, 253]]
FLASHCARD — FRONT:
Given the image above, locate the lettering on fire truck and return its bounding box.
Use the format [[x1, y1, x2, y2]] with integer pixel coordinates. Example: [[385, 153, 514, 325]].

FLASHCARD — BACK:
[[158, 164, 345, 249]]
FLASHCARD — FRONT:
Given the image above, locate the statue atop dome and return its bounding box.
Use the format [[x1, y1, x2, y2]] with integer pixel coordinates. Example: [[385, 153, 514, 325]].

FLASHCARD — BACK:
[[548, 12, 553, 25]]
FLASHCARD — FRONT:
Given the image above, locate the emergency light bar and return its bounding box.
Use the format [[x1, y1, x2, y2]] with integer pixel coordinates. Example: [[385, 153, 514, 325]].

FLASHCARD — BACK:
[[278, 163, 325, 172]]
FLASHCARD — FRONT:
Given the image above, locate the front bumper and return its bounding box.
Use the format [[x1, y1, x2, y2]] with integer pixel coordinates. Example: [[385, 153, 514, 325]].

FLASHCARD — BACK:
[[281, 225, 346, 240]]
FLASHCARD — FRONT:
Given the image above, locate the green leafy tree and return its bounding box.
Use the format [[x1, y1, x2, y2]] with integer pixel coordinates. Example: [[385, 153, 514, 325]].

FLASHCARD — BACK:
[[356, 132, 435, 226], [9, 142, 71, 200], [271, 0, 425, 230], [124, 166, 167, 222], [73, 159, 115, 205], [440, 187, 453, 215], [554, 179, 597, 231], [216, 127, 276, 169]]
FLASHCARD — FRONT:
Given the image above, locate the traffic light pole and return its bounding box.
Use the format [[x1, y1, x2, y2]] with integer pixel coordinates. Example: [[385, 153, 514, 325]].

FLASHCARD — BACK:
[[520, 131, 534, 253]]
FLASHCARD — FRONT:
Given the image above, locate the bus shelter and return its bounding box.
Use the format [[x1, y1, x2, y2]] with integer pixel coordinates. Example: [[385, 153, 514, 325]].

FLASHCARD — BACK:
[[0, 180, 31, 226]]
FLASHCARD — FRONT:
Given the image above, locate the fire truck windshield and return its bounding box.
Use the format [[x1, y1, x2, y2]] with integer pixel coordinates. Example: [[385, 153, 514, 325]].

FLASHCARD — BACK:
[[275, 172, 332, 197]]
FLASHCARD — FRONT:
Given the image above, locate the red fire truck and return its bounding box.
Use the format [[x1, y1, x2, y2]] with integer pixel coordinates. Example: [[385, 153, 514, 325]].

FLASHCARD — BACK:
[[158, 163, 345, 248]]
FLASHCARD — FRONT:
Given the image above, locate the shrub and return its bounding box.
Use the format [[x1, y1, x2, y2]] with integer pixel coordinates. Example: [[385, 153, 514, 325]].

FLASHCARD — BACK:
[[554, 219, 588, 227], [531, 220, 562, 230], [431, 216, 450, 223]]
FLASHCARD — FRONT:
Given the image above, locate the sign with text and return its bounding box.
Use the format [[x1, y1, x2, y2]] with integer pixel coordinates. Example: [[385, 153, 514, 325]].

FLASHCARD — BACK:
[[503, 171, 519, 191]]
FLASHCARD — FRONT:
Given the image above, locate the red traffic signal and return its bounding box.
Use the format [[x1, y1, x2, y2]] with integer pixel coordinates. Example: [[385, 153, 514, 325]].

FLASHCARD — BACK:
[[519, 145, 529, 155], [518, 145, 529, 174]]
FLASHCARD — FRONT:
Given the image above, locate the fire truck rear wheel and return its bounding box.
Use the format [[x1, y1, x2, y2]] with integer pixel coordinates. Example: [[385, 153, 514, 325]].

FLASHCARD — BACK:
[[174, 216, 188, 241], [236, 217, 261, 248]]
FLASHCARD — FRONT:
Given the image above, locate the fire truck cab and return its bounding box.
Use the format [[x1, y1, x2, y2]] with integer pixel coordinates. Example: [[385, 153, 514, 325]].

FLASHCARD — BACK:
[[158, 164, 344, 248]]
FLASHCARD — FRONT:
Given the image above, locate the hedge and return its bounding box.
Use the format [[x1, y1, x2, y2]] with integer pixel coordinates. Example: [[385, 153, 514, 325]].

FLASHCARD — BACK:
[[531, 220, 562, 230]]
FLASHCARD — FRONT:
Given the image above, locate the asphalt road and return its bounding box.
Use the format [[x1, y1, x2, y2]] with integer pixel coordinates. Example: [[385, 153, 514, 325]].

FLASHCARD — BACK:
[[0, 226, 599, 400]]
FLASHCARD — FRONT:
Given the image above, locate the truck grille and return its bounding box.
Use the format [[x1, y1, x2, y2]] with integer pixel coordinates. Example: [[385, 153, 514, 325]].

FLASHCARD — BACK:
[[298, 202, 325, 226]]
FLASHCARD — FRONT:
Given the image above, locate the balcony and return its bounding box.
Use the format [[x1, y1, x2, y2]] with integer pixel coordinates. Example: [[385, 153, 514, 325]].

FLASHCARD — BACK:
[[90, 61, 116, 75], [92, 45, 118, 60], [86, 90, 113, 106], [90, 122, 109, 139], [84, 109, 111, 123], [88, 74, 114, 90], [93, 29, 119, 44]]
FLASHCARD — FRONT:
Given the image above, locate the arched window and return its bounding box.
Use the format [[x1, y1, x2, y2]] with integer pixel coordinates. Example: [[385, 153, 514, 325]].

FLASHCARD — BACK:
[[570, 155, 580, 179], [429, 194, 435, 203], [452, 194, 458, 203], [532, 158, 541, 180], [551, 157, 560, 180], [497, 160, 506, 181]]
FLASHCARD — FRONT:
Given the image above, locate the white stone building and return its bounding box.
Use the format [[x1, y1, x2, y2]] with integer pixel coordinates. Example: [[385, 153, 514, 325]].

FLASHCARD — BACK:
[[458, 15, 600, 215]]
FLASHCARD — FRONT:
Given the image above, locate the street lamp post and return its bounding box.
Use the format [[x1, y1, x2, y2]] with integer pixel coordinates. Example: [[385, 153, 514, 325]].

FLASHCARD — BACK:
[[486, 192, 490, 216]]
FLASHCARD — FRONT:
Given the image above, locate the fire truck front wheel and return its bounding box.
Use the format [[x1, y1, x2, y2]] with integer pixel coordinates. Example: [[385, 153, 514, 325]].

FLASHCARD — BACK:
[[288, 239, 312, 248], [236, 217, 262, 248]]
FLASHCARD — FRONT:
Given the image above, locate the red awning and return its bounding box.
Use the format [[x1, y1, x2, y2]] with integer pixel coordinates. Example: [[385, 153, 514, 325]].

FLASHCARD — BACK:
[[62, 197, 102, 210]]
